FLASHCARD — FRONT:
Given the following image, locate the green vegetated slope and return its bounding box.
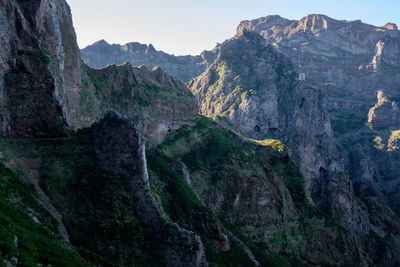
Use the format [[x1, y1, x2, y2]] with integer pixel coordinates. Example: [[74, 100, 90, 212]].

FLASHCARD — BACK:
[[0, 134, 161, 266], [0, 116, 367, 266], [0, 151, 86, 266], [148, 117, 364, 266]]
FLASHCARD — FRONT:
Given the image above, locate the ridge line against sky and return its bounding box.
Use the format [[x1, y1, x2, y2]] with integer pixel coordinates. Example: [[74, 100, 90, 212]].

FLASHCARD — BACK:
[[67, 0, 400, 56]]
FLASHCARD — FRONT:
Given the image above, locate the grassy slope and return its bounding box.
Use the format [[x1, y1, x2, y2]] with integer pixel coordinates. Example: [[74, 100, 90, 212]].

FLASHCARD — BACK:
[[0, 135, 161, 267], [147, 150, 260, 267], [0, 117, 369, 266], [151, 117, 364, 266], [0, 161, 87, 267]]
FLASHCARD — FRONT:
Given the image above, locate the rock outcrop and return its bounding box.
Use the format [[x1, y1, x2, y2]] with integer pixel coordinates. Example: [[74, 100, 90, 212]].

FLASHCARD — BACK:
[[81, 40, 218, 82], [0, 0, 82, 138], [368, 91, 400, 128]]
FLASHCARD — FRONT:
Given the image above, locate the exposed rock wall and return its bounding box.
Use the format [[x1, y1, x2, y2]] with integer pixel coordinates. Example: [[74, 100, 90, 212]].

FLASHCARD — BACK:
[[236, 14, 400, 219], [189, 31, 369, 235], [0, 0, 82, 137]]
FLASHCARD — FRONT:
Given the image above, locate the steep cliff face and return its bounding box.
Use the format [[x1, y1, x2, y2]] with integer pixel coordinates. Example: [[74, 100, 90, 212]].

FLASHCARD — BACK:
[[187, 14, 400, 264], [0, 0, 82, 138], [368, 91, 400, 128], [236, 14, 400, 230], [236, 14, 400, 130], [188, 31, 369, 235], [81, 40, 218, 82]]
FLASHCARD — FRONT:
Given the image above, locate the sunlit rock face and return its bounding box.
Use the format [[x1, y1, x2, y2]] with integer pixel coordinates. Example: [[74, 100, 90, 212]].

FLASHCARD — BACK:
[[189, 15, 400, 261], [189, 31, 370, 236], [235, 14, 400, 211], [238, 17, 400, 125], [368, 91, 400, 128], [236, 14, 400, 123]]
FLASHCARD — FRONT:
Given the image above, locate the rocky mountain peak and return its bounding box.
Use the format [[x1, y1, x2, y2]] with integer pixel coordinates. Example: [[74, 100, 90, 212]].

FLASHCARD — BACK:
[[81, 40, 217, 82], [236, 15, 293, 36], [145, 43, 156, 54], [297, 14, 336, 32], [384, 22, 399, 31], [134, 64, 180, 89], [92, 39, 110, 47]]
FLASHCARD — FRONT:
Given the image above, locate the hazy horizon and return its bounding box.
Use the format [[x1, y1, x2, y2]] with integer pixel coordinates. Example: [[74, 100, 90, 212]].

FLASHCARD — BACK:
[[67, 0, 400, 56]]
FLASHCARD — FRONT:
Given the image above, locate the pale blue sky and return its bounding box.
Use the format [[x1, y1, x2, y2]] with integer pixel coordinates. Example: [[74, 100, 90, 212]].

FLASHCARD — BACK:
[[67, 0, 399, 55]]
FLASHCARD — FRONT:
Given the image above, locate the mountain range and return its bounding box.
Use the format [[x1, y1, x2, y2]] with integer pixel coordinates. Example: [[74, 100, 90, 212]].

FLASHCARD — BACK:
[[0, 1, 399, 266], [80, 40, 218, 82]]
